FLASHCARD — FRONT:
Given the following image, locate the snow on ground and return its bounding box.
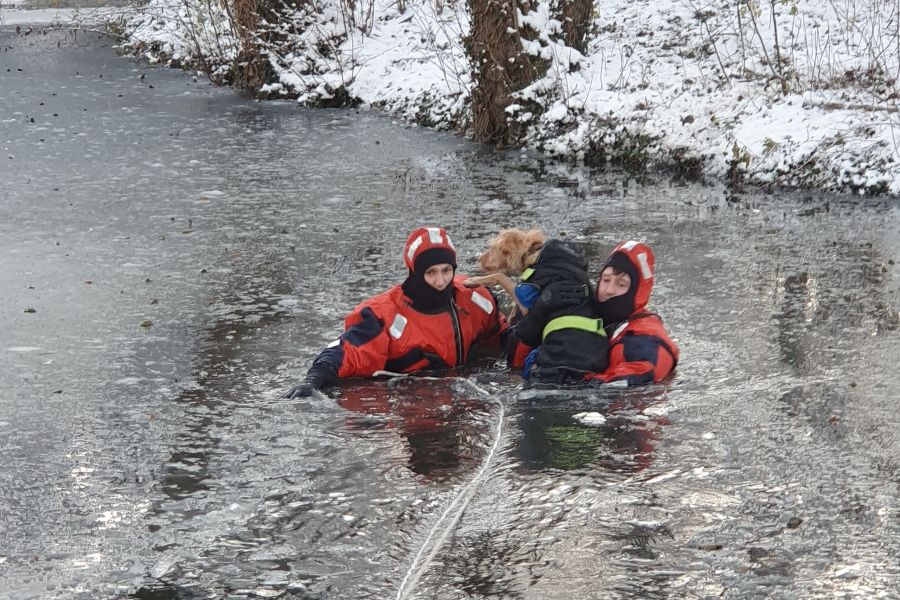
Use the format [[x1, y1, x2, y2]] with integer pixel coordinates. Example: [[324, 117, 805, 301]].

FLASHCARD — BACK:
[[8, 0, 900, 194], [1, 8, 74, 25], [0, 6, 122, 26]]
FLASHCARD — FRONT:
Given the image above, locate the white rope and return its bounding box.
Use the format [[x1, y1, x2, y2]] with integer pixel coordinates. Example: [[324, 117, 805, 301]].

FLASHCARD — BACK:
[[373, 370, 445, 381], [394, 376, 505, 600]]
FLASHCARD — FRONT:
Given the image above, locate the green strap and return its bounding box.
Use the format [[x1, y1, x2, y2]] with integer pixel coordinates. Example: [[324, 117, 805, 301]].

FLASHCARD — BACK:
[[542, 315, 606, 340], [521, 267, 535, 281]]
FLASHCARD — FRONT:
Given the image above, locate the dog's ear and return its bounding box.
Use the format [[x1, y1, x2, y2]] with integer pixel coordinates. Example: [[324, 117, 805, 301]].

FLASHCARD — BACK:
[[524, 229, 547, 251], [522, 230, 547, 266]]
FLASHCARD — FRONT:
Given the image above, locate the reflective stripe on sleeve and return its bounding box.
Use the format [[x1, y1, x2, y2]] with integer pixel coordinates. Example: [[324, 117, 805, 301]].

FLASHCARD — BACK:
[[389, 314, 408, 339], [327, 338, 341, 348], [470, 290, 494, 314]]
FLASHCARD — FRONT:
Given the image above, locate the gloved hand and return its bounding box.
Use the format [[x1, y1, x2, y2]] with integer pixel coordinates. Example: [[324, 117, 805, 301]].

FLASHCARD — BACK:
[[586, 374, 606, 387], [282, 365, 333, 399], [521, 347, 540, 379], [283, 382, 316, 398], [422, 352, 448, 369]]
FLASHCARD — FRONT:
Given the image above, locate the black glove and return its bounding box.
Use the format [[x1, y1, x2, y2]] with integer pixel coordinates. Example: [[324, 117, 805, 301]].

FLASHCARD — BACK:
[[422, 351, 448, 369], [283, 382, 315, 399], [282, 365, 334, 399]]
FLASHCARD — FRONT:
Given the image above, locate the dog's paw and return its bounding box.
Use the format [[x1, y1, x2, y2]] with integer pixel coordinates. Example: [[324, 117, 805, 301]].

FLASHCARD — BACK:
[[464, 274, 498, 288]]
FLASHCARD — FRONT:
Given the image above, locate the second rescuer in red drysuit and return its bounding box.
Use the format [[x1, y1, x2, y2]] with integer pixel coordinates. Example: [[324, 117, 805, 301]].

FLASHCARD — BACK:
[[585, 240, 679, 386], [507, 240, 679, 387], [283, 227, 507, 397]]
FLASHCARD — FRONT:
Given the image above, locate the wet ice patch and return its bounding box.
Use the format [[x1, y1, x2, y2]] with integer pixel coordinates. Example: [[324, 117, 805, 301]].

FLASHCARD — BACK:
[[516, 388, 571, 401], [71, 553, 104, 568], [150, 557, 177, 578], [680, 490, 740, 508], [573, 411, 606, 426], [642, 469, 682, 485], [198, 190, 226, 198], [247, 589, 283, 598], [6, 346, 42, 352], [643, 403, 674, 417], [96, 510, 126, 529]]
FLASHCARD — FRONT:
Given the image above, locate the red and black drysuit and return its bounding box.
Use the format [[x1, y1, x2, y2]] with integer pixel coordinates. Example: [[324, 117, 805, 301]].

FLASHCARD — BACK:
[[506, 239, 609, 384], [584, 241, 679, 387], [296, 227, 506, 393]]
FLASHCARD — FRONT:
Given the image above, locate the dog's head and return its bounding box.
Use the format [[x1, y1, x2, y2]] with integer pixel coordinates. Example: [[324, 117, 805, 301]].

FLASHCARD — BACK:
[[478, 229, 547, 275]]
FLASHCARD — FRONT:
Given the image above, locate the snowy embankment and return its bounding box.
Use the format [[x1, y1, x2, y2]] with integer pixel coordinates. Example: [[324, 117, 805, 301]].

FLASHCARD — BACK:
[[0, 4, 129, 27], [13, 0, 900, 194]]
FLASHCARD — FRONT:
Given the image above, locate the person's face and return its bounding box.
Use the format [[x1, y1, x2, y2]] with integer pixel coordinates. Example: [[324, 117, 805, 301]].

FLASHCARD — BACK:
[[597, 266, 631, 302], [424, 263, 454, 291]]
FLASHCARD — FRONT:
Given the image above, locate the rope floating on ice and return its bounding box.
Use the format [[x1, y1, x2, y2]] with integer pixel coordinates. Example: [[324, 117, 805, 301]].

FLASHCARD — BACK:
[[393, 376, 505, 600]]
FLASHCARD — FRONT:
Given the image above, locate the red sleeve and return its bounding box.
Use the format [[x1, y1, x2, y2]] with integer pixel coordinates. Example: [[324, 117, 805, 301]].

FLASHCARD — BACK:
[[333, 304, 393, 378], [480, 310, 508, 349], [508, 338, 534, 369], [462, 280, 508, 349], [586, 334, 675, 386]]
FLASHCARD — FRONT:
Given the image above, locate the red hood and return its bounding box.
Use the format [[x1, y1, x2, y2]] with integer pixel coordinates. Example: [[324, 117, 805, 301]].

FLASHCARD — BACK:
[[403, 226, 456, 271], [605, 240, 655, 315]]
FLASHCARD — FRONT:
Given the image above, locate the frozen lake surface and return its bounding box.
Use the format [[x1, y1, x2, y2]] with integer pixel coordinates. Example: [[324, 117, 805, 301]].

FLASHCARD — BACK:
[[2, 27, 900, 600]]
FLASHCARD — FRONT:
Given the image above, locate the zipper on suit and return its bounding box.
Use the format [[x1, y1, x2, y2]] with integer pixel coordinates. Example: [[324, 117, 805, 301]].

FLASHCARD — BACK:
[[449, 297, 464, 366]]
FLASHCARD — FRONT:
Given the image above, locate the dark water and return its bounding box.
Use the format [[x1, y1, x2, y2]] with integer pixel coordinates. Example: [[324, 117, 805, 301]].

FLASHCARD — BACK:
[[2, 27, 899, 600]]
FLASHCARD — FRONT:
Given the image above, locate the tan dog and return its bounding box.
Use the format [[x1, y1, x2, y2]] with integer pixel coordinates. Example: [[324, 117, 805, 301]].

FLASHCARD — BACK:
[[464, 228, 547, 315]]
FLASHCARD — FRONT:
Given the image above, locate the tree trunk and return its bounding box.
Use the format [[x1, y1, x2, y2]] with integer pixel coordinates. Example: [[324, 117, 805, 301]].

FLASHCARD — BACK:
[[559, 0, 592, 53], [465, 0, 536, 146], [231, 0, 274, 93]]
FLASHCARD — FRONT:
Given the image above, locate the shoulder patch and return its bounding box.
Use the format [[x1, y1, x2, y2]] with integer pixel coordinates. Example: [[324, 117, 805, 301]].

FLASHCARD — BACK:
[[470, 290, 494, 314], [389, 314, 408, 339]]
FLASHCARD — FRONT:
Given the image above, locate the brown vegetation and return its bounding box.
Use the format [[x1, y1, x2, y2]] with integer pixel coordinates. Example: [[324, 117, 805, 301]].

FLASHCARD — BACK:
[[229, 0, 274, 92], [559, 0, 592, 53]]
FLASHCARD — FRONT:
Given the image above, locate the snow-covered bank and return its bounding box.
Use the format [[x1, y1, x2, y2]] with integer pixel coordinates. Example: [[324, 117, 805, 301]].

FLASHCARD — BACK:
[[0, 6, 126, 26], [13, 0, 900, 194]]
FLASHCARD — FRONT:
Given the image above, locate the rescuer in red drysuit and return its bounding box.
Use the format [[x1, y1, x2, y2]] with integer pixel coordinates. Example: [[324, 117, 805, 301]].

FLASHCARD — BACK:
[[283, 226, 506, 397], [583, 240, 679, 387]]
